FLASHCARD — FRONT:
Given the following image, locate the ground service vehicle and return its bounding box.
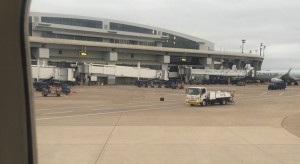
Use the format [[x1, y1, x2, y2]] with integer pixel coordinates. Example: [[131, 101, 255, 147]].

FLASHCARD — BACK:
[[236, 81, 246, 86], [185, 87, 234, 106], [268, 82, 286, 90], [42, 86, 62, 97], [61, 84, 71, 95]]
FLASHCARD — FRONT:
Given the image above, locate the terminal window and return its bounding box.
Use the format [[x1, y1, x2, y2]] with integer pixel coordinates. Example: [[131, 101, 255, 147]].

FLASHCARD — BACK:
[[41, 17, 103, 29]]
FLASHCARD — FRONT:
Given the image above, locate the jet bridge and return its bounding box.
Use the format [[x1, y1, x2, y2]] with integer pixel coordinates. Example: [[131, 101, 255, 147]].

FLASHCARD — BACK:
[[179, 66, 252, 83], [190, 68, 249, 77], [80, 64, 167, 80], [31, 65, 75, 81]]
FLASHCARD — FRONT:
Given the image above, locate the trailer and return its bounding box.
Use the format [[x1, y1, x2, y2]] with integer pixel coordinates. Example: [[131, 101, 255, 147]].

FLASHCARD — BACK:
[[42, 86, 62, 97], [185, 87, 234, 106]]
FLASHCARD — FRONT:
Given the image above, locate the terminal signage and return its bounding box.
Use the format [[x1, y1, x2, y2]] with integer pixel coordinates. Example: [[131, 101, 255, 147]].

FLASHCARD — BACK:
[[180, 57, 187, 62], [79, 51, 88, 56]]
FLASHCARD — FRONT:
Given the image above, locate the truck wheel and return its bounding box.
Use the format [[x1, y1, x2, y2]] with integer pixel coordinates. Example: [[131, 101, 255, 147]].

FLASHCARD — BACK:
[[206, 101, 211, 105], [190, 104, 194, 106], [201, 101, 207, 106], [57, 94, 60, 97], [43, 94, 47, 97]]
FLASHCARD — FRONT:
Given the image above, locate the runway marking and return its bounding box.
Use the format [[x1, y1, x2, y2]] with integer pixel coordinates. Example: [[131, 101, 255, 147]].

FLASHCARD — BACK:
[[91, 107, 115, 111], [128, 104, 157, 108], [36, 100, 179, 111], [260, 92, 268, 95], [35, 105, 96, 111], [235, 93, 277, 100], [128, 102, 180, 108], [36, 105, 182, 121], [42, 111, 73, 115], [238, 94, 300, 102]]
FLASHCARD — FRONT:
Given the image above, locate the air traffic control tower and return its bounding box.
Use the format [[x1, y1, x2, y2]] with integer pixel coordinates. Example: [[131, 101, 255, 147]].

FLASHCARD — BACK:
[[29, 12, 264, 84]]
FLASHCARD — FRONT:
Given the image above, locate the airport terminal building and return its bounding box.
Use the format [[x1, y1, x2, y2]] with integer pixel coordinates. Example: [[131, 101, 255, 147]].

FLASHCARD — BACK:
[[29, 12, 263, 84]]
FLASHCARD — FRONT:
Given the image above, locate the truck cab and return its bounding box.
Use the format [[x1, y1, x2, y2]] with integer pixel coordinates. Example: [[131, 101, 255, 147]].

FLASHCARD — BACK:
[[185, 87, 207, 106]]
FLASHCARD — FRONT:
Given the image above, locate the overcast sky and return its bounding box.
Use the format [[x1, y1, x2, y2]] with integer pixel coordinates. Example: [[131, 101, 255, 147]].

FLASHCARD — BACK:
[[30, 0, 300, 70]]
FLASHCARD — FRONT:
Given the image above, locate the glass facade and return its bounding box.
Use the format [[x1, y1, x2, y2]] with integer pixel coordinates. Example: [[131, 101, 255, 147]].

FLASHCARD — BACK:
[[41, 17, 103, 29], [41, 31, 56, 38], [110, 22, 156, 35], [162, 33, 199, 50], [35, 16, 200, 49], [40, 31, 155, 46], [87, 36, 103, 42]]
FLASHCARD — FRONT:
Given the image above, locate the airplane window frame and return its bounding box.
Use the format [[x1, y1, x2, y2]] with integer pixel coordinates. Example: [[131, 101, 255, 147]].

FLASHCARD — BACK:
[[0, 0, 37, 163]]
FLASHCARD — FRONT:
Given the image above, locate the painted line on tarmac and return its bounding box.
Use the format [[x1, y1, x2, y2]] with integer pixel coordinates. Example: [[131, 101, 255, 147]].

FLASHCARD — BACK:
[[128, 102, 181, 108], [260, 92, 268, 95], [35, 105, 99, 111], [235, 93, 281, 100], [36, 105, 182, 121], [36, 99, 179, 111], [61, 102, 181, 111], [91, 107, 115, 111], [280, 92, 285, 96], [238, 94, 300, 102], [42, 111, 73, 115]]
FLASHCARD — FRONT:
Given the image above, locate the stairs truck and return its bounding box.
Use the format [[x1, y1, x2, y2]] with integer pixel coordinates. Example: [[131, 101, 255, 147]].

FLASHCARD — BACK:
[[185, 87, 234, 106]]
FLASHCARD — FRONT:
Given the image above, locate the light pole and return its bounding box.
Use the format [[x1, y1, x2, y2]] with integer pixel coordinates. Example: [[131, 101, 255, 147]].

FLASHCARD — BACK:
[[259, 43, 263, 56], [242, 39, 246, 53], [263, 45, 266, 57]]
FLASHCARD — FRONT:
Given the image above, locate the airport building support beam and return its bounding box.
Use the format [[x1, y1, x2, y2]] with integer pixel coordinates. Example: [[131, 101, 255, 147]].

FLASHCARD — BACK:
[[158, 55, 170, 80], [252, 60, 262, 77], [200, 57, 214, 69], [235, 59, 242, 70], [32, 48, 50, 81], [258, 61, 262, 70], [105, 51, 118, 84], [252, 60, 262, 71]]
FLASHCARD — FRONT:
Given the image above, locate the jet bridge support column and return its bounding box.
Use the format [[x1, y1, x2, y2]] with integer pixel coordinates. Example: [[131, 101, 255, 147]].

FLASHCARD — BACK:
[[235, 59, 241, 70], [158, 55, 170, 80], [252, 61, 262, 77], [105, 51, 118, 84], [252, 61, 262, 71]]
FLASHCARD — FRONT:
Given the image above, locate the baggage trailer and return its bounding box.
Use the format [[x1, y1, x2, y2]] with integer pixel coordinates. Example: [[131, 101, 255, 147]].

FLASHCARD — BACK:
[[42, 86, 62, 97], [185, 87, 234, 106]]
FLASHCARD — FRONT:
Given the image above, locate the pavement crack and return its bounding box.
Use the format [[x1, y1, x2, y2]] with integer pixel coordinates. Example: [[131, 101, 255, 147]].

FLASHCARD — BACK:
[[94, 114, 122, 164], [224, 127, 286, 164]]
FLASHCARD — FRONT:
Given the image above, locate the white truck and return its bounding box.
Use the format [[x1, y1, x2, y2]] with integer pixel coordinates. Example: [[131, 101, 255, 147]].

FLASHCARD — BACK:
[[185, 87, 234, 106]]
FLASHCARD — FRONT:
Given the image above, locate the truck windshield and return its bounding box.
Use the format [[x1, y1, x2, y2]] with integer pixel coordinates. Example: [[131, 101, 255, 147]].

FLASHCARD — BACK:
[[186, 88, 200, 95]]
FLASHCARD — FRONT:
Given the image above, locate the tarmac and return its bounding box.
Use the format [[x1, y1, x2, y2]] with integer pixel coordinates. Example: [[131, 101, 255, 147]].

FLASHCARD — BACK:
[[34, 84, 300, 164]]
